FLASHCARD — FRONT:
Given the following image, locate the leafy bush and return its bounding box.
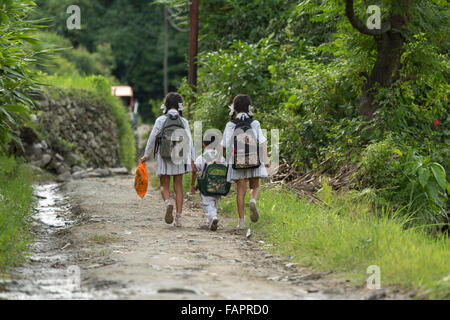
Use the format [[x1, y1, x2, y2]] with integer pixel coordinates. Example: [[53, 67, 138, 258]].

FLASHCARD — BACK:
[[0, 156, 34, 271], [355, 138, 406, 198], [36, 32, 116, 77], [356, 137, 449, 229], [405, 154, 449, 228], [0, 0, 44, 154], [189, 37, 363, 169], [192, 39, 278, 130]]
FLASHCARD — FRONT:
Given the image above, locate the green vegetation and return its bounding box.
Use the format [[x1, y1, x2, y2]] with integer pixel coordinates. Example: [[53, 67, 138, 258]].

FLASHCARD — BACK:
[[43, 75, 136, 171], [0, 1, 43, 273], [36, 32, 116, 78], [355, 136, 449, 230], [34, 0, 189, 123], [173, 0, 449, 231], [0, 157, 34, 272], [0, 0, 44, 154], [219, 183, 450, 299]]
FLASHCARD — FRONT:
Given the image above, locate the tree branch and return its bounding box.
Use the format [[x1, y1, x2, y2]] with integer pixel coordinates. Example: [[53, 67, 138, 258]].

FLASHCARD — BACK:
[[345, 0, 391, 36]]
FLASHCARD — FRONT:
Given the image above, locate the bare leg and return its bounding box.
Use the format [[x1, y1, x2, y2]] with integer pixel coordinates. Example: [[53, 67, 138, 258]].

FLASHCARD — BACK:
[[173, 174, 184, 214], [160, 175, 174, 224], [160, 175, 170, 201], [236, 179, 247, 219], [249, 178, 260, 222], [249, 178, 260, 201]]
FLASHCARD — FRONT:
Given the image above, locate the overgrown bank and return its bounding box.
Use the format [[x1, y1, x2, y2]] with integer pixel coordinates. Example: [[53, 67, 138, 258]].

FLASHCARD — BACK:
[[41, 75, 136, 171], [219, 184, 450, 299], [0, 157, 34, 273]]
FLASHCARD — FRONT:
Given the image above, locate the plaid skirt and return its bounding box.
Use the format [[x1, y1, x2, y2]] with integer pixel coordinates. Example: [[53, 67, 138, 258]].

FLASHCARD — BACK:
[[156, 154, 192, 177], [226, 163, 268, 182]]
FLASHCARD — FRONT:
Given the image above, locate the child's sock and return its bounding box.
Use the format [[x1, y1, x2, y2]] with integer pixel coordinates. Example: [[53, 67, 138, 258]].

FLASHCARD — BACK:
[[165, 199, 172, 207], [237, 218, 246, 229], [175, 213, 183, 227]]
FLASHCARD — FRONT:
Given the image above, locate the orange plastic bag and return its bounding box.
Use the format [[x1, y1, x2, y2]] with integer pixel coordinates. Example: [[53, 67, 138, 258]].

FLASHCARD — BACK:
[[134, 161, 148, 199]]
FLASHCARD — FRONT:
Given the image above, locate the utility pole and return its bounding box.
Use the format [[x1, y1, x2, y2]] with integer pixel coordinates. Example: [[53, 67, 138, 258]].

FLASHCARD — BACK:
[[188, 0, 199, 120], [163, 5, 169, 96]]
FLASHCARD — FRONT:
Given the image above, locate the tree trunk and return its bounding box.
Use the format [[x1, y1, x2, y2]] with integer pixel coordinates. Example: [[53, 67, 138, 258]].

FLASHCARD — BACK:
[[344, 0, 410, 119], [359, 15, 406, 118]]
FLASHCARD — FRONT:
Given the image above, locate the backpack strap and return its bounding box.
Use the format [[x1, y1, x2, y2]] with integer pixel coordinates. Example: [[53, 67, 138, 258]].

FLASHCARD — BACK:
[[167, 113, 179, 121], [154, 115, 170, 157], [232, 117, 254, 125]]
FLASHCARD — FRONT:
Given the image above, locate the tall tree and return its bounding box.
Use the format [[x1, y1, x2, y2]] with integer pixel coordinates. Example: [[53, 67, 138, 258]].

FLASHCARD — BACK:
[[345, 0, 410, 118], [344, 0, 449, 119]]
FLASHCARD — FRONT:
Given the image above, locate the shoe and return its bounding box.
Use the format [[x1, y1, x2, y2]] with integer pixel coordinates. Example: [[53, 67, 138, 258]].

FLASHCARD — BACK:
[[209, 217, 219, 231], [236, 218, 246, 230], [174, 214, 183, 227], [165, 202, 174, 224], [250, 201, 259, 222]]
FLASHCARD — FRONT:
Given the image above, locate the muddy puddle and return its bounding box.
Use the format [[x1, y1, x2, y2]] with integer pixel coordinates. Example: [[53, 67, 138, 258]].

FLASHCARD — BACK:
[[0, 184, 93, 300]]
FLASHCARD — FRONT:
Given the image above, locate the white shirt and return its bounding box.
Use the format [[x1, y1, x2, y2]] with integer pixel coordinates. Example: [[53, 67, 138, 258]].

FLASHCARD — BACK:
[[194, 149, 226, 174], [144, 109, 195, 161]]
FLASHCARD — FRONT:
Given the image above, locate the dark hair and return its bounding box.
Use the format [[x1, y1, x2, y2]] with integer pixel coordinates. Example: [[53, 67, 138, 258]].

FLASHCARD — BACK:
[[203, 135, 215, 147], [164, 92, 183, 117], [231, 94, 253, 119]]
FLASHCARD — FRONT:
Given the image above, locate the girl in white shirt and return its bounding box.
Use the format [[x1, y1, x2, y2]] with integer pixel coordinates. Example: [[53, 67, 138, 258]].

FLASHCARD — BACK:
[[220, 94, 270, 229], [141, 92, 196, 227]]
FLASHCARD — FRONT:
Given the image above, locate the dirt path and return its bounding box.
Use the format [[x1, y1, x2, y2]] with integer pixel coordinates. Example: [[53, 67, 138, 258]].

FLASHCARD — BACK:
[[0, 174, 410, 300]]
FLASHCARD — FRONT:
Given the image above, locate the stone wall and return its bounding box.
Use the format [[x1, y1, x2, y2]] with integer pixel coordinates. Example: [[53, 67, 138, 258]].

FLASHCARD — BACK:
[[22, 88, 126, 179]]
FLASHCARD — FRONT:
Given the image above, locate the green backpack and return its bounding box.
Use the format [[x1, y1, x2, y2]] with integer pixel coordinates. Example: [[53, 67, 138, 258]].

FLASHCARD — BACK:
[[197, 163, 231, 197]]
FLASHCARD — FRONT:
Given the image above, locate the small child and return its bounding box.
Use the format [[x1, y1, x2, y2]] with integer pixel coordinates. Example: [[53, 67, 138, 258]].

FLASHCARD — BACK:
[[192, 136, 225, 231]]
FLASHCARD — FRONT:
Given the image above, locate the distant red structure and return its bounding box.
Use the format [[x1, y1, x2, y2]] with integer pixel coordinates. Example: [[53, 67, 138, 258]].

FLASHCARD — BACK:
[[111, 86, 134, 112]]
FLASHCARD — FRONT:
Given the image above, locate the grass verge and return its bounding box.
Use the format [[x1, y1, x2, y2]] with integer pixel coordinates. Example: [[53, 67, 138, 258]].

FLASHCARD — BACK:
[[219, 182, 450, 299], [0, 156, 34, 273]]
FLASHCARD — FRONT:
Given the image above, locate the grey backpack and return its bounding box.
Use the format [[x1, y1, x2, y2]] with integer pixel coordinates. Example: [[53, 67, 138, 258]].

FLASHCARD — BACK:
[[156, 113, 186, 160]]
